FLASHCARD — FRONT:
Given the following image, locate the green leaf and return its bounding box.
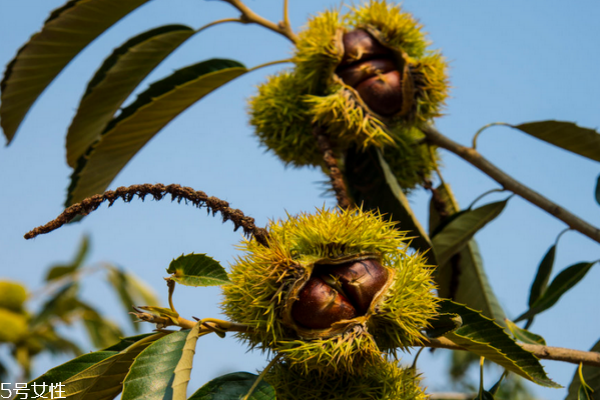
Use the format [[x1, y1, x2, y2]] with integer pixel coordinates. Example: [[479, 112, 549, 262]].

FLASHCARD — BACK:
[[425, 313, 462, 339], [513, 121, 600, 163], [173, 322, 203, 400], [439, 300, 560, 388], [432, 199, 508, 265], [122, 330, 190, 400], [66, 25, 195, 167], [106, 265, 160, 331], [48, 332, 168, 399], [32, 282, 80, 326], [344, 145, 435, 259], [188, 372, 276, 400], [14, 334, 161, 400], [0, 0, 152, 142], [515, 261, 596, 322], [566, 340, 600, 400], [167, 253, 231, 287], [595, 174, 600, 206], [45, 235, 90, 281], [528, 245, 556, 308], [505, 319, 546, 345], [66, 59, 247, 205], [430, 183, 506, 326], [80, 302, 124, 349]]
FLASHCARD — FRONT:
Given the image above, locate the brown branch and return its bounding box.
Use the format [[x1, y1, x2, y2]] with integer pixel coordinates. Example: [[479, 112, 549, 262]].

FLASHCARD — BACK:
[[423, 336, 600, 368], [220, 0, 297, 43], [312, 125, 354, 210], [420, 124, 600, 245], [24, 184, 270, 247]]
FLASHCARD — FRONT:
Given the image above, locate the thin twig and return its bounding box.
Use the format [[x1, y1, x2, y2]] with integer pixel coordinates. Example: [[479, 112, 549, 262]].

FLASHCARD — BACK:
[[420, 124, 600, 245], [312, 125, 353, 210], [422, 336, 600, 368], [24, 184, 270, 247], [220, 0, 297, 43]]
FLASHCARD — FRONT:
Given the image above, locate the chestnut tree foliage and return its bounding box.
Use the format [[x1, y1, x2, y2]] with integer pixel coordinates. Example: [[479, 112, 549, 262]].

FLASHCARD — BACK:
[[1, 1, 599, 399]]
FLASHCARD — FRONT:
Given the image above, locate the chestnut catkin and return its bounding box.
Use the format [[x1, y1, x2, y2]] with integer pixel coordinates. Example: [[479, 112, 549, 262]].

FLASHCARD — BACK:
[[291, 276, 357, 329], [356, 70, 403, 116]]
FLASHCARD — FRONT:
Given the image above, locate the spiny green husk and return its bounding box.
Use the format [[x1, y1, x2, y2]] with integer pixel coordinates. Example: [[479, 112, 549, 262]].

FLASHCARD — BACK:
[[264, 357, 427, 400], [222, 208, 438, 375], [0, 280, 27, 312], [0, 308, 28, 343], [248, 0, 448, 190]]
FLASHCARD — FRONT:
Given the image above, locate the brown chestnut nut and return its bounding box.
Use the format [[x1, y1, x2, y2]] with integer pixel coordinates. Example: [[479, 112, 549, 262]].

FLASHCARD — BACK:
[[324, 259, 389, 314], [291, 276, 357, 330], [339, 29, 392, 66], [355, 70, 403, 116], [336, 58, 397, 88]]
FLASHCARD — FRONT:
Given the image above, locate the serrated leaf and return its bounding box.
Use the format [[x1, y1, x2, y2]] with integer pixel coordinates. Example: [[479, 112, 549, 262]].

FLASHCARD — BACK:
[[505, 319, 546, 346], [188, 372, 276, 400], [440, 300, 560, 388], [66, 59, 247, 205], [15, 333, 162, 400], [432, 199, 508, 265], [107, 265, 160, 331], [425, 313, 462, 339], [528, 245, 556, 308], [516, 261, 596, 322], [513, 121, 600, 163], [45, 235, 90, 281], [66, 25, 195, 167], [167, 253, 231, 287], [0, 0, 152, 142], [172, 322, 203, 400], [566, 340, 600, 400], [430, 183, 506, 326], [344, 145, 435, 259], [121, 330, 190, 400]]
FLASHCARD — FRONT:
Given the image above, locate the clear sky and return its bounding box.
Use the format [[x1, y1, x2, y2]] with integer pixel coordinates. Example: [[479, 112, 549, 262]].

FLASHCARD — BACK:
[[1, 1, 599, 399]]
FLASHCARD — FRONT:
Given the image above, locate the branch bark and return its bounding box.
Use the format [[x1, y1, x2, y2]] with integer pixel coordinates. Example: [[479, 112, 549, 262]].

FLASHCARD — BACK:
[[312, 125, 354, 210], [420, 124, 600, 245], [220, 0, 297, 43], [423, 336, 600, 368]]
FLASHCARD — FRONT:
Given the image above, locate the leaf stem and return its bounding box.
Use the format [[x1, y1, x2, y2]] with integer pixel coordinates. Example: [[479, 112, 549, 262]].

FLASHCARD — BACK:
[[471, 122, 512, 149], [248, 58, 293, 72], [422, 336, 600, 367], [242, 354, 282, 400], [220, 0, 297, 43], [467, 188, 506, 210], [196, 18, 244, 34], [420, 124, 600, 245]]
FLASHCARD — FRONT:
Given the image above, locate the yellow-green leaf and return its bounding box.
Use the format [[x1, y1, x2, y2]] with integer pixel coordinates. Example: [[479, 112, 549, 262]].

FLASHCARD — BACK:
[[66, 25, 195, 167], [66, 59, 247, 205], [0, 0, 152, 142], [513, 121, 600, 163], [172, 322, 203, 400], [505, 319, 546, 346], [566, 340, 600, 400], [167, 253, 231, 287]]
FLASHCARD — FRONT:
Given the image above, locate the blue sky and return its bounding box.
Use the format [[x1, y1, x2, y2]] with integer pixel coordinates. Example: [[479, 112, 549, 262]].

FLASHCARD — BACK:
[[1, 1, 599, 398]]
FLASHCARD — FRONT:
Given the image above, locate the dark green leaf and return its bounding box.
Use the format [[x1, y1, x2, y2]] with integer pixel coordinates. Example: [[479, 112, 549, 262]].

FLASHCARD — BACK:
[[45, 235, 90, 281], [121, 330, 189, 400], [528, 245, 556, 307], [0, 0, 152, 142], [188, 372, 276, 400], [425, 313, 462, 339], [473, 391, 495, 400], [566, 340, 600, 400], [66, 59, 247, 205], [516, 261, 596, 322], [344, 145, 435, 258], [167, 253, 231, 287], [66, 25, 195, 167], [432, 199, 508, 265], [440, 300, 560, 388], [505, 319, 546, 345], [46, 332, 168, 399], [80, 302, 124, 349], [595, 174, 600, 206], [32, 283, 80, 326], [430, 183, 506, 326], [13, 334, 159, 400], [513, 121, 600, 163]]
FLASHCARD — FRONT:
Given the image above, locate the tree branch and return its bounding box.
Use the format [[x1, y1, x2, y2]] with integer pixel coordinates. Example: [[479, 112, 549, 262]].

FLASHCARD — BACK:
[[220, 0, 297, 43], [312, 125, 354, 210], [24, 184, 270, 247], [420, 124, 600, 245], [423, 336, 600, 368]]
